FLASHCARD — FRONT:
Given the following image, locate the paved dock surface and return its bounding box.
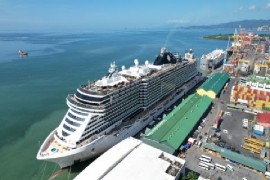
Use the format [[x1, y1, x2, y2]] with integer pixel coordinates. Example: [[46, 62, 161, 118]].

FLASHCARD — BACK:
[[181, 77, 264, 180]]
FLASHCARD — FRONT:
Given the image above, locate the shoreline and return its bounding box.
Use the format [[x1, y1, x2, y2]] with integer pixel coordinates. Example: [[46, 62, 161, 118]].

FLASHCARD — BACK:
[[203, 34, 270, 41]]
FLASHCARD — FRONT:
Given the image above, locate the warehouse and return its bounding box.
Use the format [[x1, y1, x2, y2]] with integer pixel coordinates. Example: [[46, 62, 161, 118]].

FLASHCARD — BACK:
[[202, 143, 267, 172], [257, 112, 270, 128], [75, 137, 185, 180], [197, 72, 230, 99], [142, 94, 212, 154]]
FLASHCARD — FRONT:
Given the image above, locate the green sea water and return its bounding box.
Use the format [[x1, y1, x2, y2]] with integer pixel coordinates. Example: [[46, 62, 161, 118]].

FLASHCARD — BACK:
[[0, 29, 230, 179]]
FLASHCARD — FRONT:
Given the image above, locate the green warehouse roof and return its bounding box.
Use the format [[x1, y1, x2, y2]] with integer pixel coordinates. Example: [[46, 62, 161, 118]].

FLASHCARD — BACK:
[[143, 94, 212, 154], [202, 142, 267, 172], [202, 143, 223, 152], [220, 149, 267, 172], [198, 73, 230, 94]]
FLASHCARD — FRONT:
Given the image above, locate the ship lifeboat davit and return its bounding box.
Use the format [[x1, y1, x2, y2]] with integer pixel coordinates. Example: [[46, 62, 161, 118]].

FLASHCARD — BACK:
[[18, 50, 28, 56]]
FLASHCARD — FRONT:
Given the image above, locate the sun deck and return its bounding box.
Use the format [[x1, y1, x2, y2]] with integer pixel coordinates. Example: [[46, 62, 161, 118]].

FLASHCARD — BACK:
[[79, 77, 137, 96], [78, 62, 183, 96], [40, 136, 71, 157]]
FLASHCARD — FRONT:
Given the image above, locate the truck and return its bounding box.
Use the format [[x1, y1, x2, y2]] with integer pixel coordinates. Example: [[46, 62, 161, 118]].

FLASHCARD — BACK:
[[211, 110, 224, 130]]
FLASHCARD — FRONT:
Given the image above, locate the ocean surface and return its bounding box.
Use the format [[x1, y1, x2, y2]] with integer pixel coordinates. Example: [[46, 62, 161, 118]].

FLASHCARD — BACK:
[[0, 28, 231, 179]]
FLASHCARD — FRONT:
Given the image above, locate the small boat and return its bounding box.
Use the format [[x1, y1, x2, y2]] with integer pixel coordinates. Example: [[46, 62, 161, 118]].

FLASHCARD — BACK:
[[18, 50, 28, 56]]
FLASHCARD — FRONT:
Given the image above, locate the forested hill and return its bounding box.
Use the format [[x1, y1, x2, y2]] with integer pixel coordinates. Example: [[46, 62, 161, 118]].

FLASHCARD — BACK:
[[186, 19, 270, 29]]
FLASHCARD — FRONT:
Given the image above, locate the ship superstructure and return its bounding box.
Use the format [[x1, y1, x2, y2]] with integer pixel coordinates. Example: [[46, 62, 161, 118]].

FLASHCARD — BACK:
[[200, 49, 225, 69], [37, 47, 201, 168]]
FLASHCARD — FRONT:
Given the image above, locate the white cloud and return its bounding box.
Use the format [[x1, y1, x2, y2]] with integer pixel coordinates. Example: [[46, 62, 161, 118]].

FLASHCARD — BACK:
[[266, 3, 270, 9], [167, 19, 190, 24], [248, 5, 256, 10]]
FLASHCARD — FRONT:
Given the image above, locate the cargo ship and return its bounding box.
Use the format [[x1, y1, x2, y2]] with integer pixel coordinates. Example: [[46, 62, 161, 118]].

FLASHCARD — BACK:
[[200, 49, 225, 69], [37, 47, 202, 168]]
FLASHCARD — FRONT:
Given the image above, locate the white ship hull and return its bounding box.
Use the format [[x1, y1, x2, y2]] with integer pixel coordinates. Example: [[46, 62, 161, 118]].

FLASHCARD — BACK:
[[37, 76, 202, 168], [200, 49, 225, 70]]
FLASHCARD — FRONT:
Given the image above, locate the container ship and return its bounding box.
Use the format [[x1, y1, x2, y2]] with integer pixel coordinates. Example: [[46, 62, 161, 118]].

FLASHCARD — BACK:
[[200, 49, 225, 69], [37, 47, 202, 168]]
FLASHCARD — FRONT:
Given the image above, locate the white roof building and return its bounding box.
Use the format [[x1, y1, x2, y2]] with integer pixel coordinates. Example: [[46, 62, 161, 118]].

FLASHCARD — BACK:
[[198, 176, 210, 180], [75, 137, 185, 180]]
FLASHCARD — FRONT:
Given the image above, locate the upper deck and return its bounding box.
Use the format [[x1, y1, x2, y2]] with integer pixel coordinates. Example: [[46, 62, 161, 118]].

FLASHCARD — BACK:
[[79, 60, 192, 96]]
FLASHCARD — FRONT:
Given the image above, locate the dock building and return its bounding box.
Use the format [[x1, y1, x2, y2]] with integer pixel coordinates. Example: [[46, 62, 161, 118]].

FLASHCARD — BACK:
[[142, 72, 228, 154], [257, 112, 270, 128], [202, 143, 267, 172], [75, 137, 185, 180], [142, 93, 212, 154], [196, 73, 230, 99]]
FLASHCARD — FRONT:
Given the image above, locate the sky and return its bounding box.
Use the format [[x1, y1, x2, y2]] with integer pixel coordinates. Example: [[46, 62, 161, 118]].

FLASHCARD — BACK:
[[0, 0, 270, 32]]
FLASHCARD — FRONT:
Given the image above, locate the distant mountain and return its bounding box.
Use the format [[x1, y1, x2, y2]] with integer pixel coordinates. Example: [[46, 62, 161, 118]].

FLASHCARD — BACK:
[[186, 19, 270, 29]]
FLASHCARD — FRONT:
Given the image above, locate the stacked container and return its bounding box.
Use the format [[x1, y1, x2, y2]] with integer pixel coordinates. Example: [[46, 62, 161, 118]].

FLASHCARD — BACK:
[[230, 85, 270, 111]]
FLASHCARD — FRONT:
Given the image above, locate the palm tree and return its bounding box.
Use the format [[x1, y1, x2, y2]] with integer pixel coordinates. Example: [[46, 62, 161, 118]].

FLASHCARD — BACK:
[[181, 171, 198, 180]]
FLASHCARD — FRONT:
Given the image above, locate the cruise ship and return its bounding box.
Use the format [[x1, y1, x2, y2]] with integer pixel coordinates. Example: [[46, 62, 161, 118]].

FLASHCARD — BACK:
[[200, 49, 225, 69], [37, 48, 202, 168]]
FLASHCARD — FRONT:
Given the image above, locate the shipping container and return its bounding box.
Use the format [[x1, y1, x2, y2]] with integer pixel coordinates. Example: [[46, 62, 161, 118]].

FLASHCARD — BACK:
[[253, 125, 265, 136]]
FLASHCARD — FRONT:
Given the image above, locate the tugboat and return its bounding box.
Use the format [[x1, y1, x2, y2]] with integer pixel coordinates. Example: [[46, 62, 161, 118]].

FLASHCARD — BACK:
[[18, 50, 28, 56]]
